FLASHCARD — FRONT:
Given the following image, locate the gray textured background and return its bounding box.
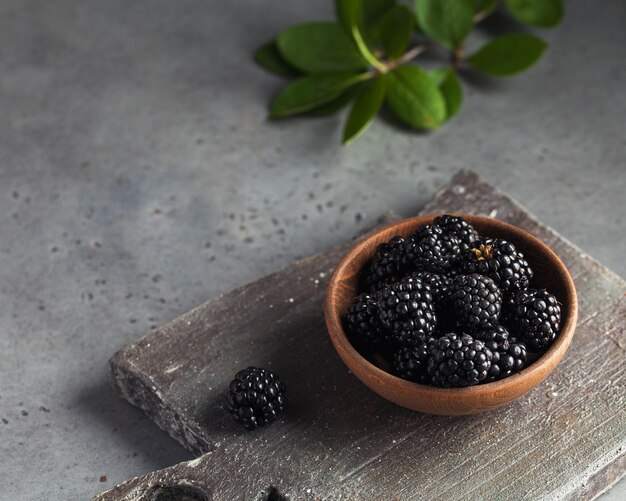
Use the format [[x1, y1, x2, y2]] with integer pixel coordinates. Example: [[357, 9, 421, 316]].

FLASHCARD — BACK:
[[0, 0, 624, 499]]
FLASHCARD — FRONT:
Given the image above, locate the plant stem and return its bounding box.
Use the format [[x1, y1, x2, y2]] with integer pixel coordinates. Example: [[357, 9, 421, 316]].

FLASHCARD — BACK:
[[453, 45, 464, 68], [473, 9, 491, 23], [397, 44, 429, 65], [384, 44, 428, 72], [351, 27, 387, 73], [473, 0, 500, 24]]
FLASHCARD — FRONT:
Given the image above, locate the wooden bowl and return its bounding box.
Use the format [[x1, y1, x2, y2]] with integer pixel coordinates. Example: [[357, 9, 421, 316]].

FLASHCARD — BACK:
[[325, 214, 578, 415]]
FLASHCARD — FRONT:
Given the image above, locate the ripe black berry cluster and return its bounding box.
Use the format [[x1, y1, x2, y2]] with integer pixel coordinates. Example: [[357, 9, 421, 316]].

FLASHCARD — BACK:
[[345, 215, 561, 388], [228, 367, 286, 430]]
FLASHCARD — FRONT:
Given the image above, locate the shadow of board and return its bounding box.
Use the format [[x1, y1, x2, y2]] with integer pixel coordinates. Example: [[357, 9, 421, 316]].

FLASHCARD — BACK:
[[74, 378, 192, 471]]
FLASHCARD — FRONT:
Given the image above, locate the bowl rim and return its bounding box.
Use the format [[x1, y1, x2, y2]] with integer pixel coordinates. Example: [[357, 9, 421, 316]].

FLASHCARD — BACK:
[[324, 214, 578, 402]]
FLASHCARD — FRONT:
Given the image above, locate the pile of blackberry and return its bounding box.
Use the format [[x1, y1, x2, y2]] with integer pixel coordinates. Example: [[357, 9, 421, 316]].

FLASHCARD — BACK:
[[346, 215, 560, 388]]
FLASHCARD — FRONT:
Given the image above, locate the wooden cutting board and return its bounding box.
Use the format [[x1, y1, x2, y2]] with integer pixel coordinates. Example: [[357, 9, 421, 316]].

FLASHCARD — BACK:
[[98, 170, 626, 501]]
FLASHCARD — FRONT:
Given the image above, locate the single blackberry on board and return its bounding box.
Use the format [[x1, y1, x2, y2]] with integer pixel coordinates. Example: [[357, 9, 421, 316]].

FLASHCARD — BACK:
[[474, 326, 527, 382], [365, 236, 408, 292], [345, 292, 384, 347], [228, 367, 286, 431], [404, 225, 460, 274], [427, 333, 493, 387], [433, 215, 479, 252], [506, 288, 561, 351], [460, 238, 533, 293], [450, 274, 502, 329], [392, 338, 435, 383], [378, 277, 437, 346]]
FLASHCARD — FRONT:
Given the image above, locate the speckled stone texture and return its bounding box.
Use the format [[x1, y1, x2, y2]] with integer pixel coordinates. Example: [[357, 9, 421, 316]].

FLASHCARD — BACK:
[[99, 171, 625, 501], [0, 0, 624, 499]]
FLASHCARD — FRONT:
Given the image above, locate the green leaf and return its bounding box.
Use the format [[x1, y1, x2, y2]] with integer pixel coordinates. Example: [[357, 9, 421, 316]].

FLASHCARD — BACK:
[[505, 0, 564, 28], [467, 34, 547, 76], [334, 1, 387, 72], [270, 73, 368, 118], [428, 68, 463, 119], [362, 0, 396, 26], [336, 0, 396, 32], [427, 68, 448, 87], [473, 0, 499, 14], [343, 77, 387, 144], [368, 5, 414, 59], [307, 86, 360, 116], [277, 22, 368, 74], [386, 66, 446, 129], [254, 41, 300, 77], [336, 0, 360, 34], [415, 0, 474, 51]]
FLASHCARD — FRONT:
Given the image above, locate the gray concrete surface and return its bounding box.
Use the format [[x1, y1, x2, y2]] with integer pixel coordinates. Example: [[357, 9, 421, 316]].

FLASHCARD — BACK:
[[0, 0, 624, 499]]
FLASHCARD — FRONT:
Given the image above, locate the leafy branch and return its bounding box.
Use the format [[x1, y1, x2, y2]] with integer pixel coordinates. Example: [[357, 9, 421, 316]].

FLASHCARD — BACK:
[[255, 0, 564, 145]]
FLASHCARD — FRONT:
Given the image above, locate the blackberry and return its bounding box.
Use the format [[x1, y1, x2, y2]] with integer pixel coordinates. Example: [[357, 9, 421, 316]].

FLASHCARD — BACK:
[[427, 333, 493, 387], [450, 274, 502, 329], [506, 288, 561, 351], [345, 292, 384, 347], [474, 326, 527, 381], [404, 225, 460, 274], [433, 215, 479, 252], [475, 325, 510, 352], [392, 338, 435, 383], [461, 238, 533, 293], [411, 270, 455, 331], [500, 341, 528, 377], [365, 236, 407, 292], [410, 271, 452, 302], [228, 367, 286, 431], [378, 277, 437, 346]]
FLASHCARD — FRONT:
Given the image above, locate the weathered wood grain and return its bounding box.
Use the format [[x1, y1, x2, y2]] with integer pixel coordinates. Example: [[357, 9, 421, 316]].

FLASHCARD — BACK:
[[99, 170, 626, 501]]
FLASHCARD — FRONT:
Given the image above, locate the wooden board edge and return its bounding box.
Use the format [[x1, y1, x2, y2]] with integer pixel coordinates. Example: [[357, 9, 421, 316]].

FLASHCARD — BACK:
[[109, 352, 210, 456], [108, 212, 401, 455], [568, 446, 626, 500]]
